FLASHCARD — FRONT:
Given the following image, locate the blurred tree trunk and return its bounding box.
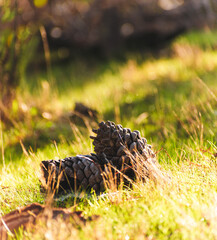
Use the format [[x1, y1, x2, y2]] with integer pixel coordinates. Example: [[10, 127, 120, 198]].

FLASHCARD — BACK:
[[0, 0, 19, 125], [41, 0, 217, 54], [0, 0, 35, 126], [1, 0, 217, 54]]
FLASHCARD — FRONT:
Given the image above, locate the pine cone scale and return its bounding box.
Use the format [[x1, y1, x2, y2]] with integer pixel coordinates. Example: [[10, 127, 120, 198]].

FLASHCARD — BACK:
[[84, 166, 92, 178], [64, 167, 74, 178]]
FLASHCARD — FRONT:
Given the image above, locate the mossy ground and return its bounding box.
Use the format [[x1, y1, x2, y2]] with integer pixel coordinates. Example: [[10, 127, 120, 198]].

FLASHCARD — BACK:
[[1, 30, 217, 239]]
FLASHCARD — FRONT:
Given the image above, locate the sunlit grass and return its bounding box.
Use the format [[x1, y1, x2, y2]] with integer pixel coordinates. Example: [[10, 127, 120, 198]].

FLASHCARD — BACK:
[[19, 155, 217, 239]]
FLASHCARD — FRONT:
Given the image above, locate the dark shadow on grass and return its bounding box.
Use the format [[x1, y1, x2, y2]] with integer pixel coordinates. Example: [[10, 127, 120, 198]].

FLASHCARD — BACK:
[[104, 78, 192, 119], [103, 77, 216, 143], [2, 114, 99, 164], [24, 45, 173, 97], [2, 123, 74, 164]]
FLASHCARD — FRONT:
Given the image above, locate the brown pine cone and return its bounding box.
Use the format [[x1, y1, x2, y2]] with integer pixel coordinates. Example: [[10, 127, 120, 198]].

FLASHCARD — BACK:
[[40, 154, 104, 193], [90, 121, 156, 169]]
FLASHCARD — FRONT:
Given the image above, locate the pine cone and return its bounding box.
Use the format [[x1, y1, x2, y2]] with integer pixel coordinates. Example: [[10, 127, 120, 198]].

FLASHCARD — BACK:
[[40, 155, 105, 193], [90, 121, 156, 169], [40, 121, 157, 193]]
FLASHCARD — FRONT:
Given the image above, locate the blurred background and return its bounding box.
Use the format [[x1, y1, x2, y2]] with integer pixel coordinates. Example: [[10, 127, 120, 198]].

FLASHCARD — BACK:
[[1, 0, 217, 160]]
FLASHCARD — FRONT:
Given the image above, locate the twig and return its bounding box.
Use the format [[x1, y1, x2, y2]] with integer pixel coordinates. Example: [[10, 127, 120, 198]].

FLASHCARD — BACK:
[[40, 25, 53, 83], [0, 113, 5, 169]]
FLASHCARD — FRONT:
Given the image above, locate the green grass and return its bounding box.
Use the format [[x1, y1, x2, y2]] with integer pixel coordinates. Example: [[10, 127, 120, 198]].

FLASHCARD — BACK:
[[1, 30, 217, 239]]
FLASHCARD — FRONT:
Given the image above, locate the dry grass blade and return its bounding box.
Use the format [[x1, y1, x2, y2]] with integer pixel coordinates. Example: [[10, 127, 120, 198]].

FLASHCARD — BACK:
[[196, 77, 217, 102], [129, 152, 170, 186], [102, 150, 170, 197]]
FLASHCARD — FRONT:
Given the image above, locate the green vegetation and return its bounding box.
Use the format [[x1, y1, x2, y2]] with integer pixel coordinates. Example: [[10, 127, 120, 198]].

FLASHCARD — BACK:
[[1, 30, 217, 239]]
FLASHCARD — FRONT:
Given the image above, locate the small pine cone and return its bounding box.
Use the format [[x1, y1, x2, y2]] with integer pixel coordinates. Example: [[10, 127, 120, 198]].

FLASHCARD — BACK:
[[40, 155, 104, 193], [90, 121, 156, 170]]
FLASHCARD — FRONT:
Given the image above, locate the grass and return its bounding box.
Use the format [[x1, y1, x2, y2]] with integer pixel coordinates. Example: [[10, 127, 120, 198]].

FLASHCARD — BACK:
[[1, 29, 217, 239]]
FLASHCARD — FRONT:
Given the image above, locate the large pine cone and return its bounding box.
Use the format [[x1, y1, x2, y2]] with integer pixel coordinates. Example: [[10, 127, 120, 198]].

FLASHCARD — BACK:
[[40, 121, 156, 193], [41, 155, 105, 193], [91, 121, 156, 168]]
